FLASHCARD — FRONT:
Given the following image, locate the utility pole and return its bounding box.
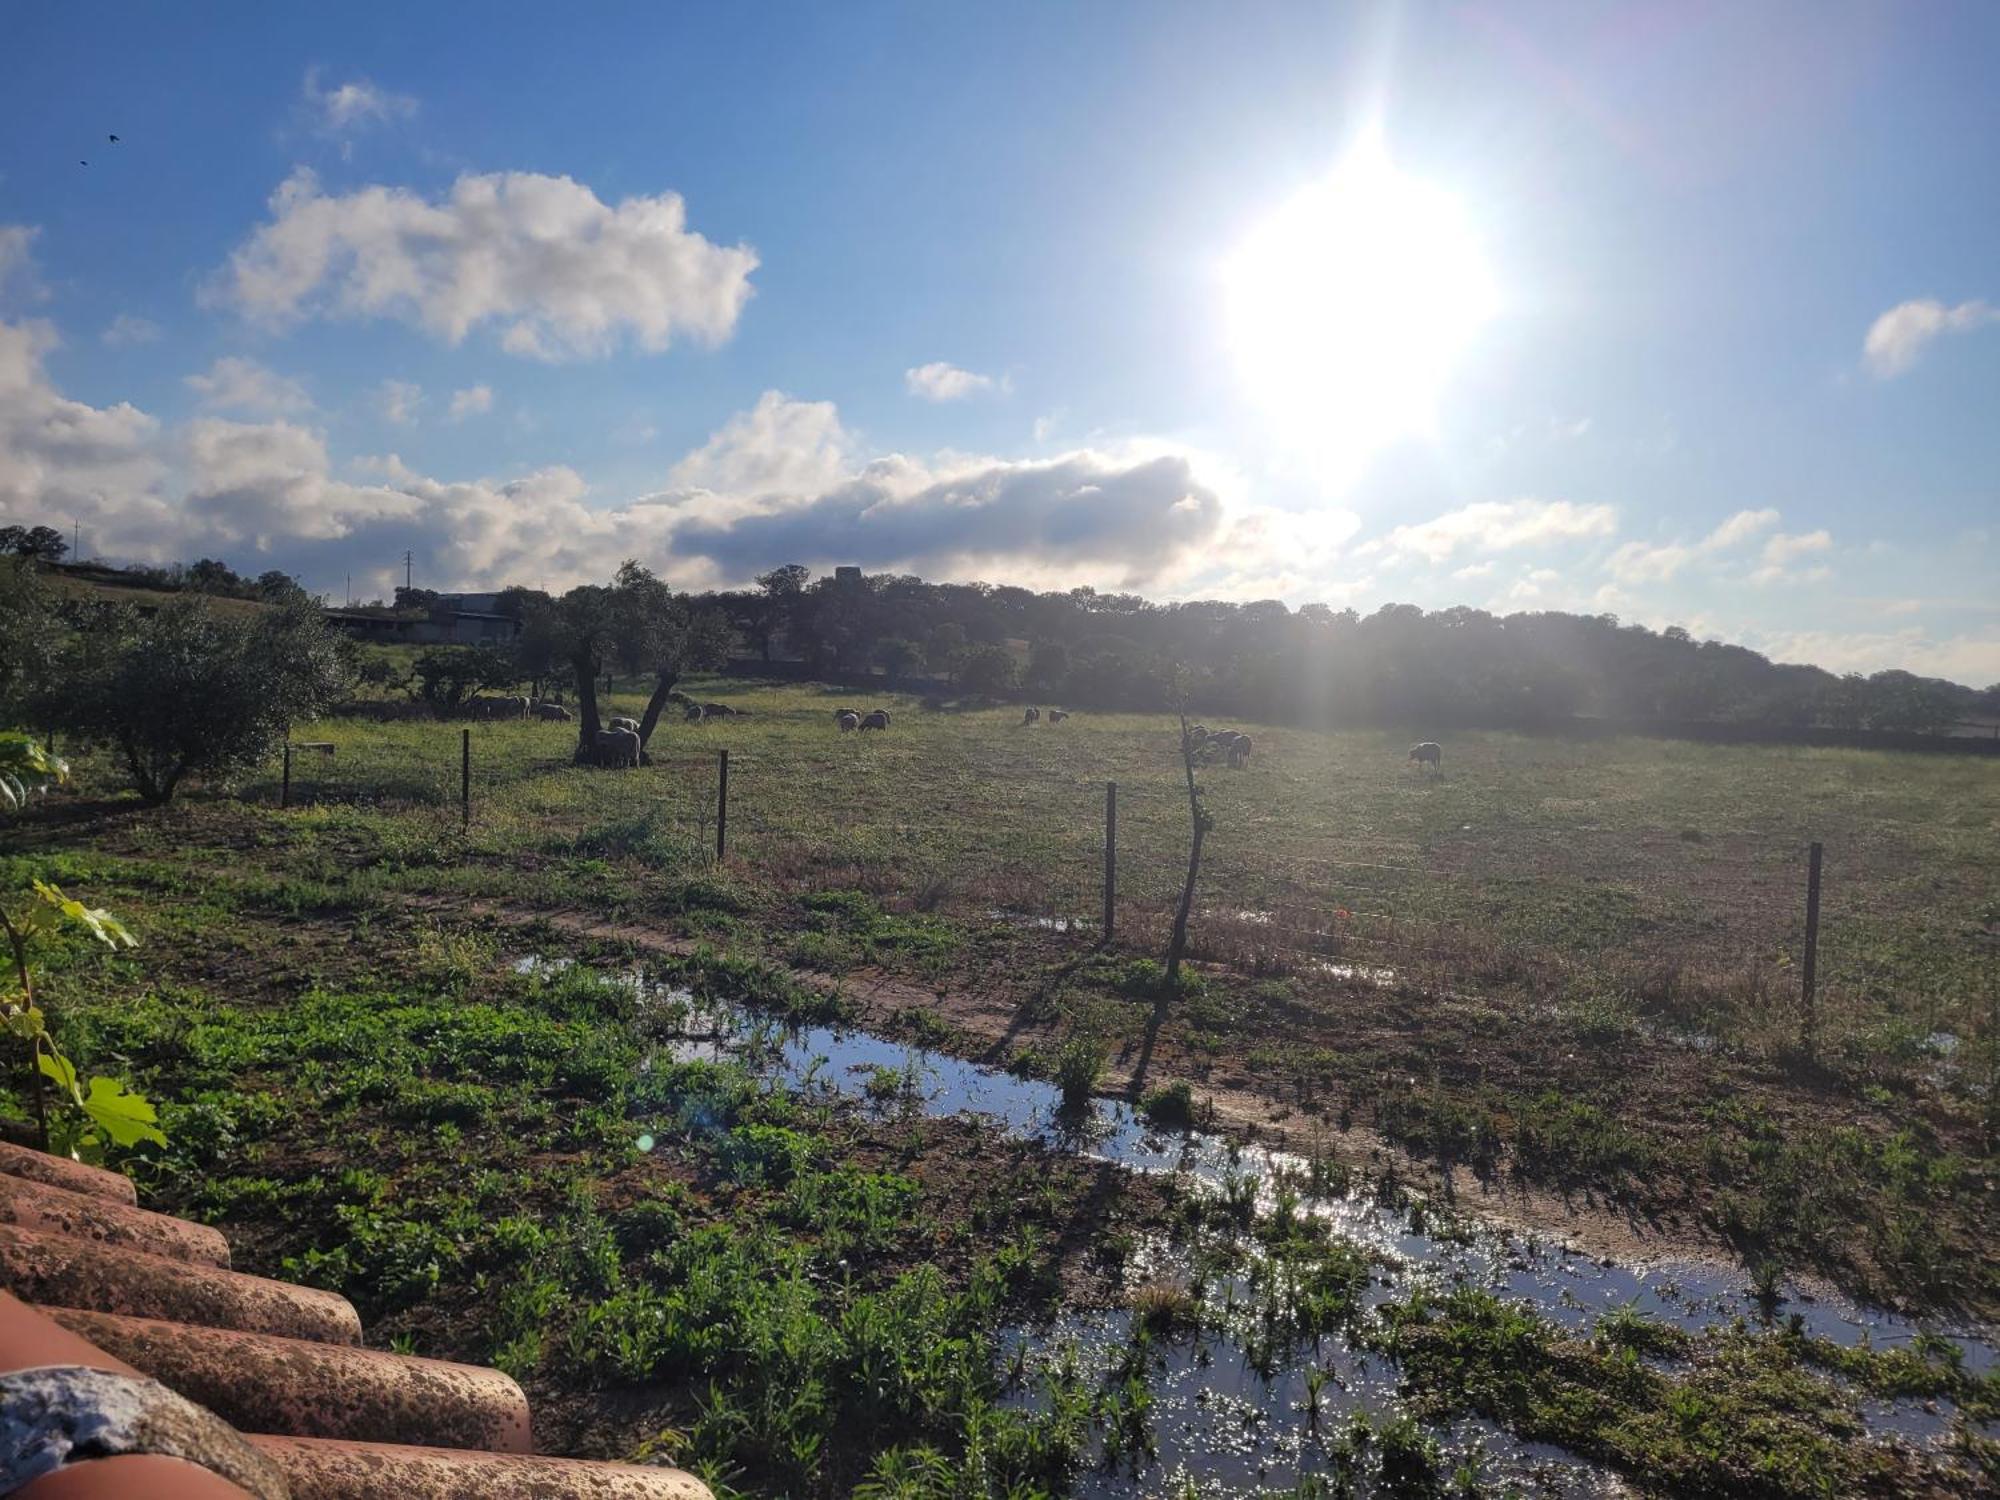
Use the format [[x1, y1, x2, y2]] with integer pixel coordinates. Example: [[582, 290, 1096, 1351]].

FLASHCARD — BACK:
[[403, 550, 414, 592], [72, 519, 79, 560]]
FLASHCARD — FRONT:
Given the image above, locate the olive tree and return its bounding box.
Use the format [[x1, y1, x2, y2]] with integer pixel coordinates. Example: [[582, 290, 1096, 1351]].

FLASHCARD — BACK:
[[55, 596, 351, 803], [550, 562, 729, 763]]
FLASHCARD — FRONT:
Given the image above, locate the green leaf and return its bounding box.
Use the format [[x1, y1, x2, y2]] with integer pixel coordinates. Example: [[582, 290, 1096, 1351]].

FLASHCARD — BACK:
[[29, 882, 138, 950], [38, 1048, 84, 1104], [78, 1075, 168, 1150]]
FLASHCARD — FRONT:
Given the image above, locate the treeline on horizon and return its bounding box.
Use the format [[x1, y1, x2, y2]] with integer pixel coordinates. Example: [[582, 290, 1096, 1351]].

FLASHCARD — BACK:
[[12, 540, 1996, 736]]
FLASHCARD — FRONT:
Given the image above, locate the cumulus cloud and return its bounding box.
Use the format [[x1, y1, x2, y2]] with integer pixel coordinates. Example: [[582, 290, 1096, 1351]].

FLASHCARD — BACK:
[[665, 390, 851, 504], [0, 317, 174, 551], [302, 67, 416, 133], [1368, 498, 1616, 564], [209, 168, 758, 361], [102, 314, 162, 347], [447, 385, 493, 421], [1607, 507, 1783, 584], [375, 380, 424, 426], [185, 356, 313, 415], [905, 362, 1002, 401], [1863, 298, 1999, 378], [670, 447, 1224, 589]]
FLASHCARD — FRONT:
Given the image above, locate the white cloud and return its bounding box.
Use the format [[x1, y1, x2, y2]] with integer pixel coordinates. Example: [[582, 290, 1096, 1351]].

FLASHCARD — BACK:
[[1863, 298, 1999, 378], [1761, 528, 1831, 565], [209, 168, 758, 361], [0, 227, 41, 299], [447, 384, 493, 421], [375, 380, 424, 426], [1749, 627, 2000, 686], [1452, 560, 1496, 580], [302, 67, 417, 133], [905, 362, 1002, 402], [1369, 498, 1617, 564], [102, 314, 162, 347], [0, 317, 173, 550], [185, 356, 313, 415], [1607, 507, 1785, 584], [665, 390, 850, 502]]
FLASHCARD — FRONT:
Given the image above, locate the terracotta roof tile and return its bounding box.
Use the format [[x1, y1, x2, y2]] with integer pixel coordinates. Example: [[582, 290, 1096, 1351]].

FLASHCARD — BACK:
[[0, 1150, 712, 1500]]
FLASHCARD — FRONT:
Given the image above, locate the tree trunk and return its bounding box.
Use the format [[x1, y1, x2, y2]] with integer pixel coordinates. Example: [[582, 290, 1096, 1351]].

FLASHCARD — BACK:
[[572, 653, 603, 764], [1166, 819, 1205, 982], [634, 671, 679, 765], [1165, 713, 1208, 983]]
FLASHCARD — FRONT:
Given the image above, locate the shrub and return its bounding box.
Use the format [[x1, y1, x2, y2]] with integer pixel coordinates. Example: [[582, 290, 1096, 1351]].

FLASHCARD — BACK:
[[1139, 1080, 1198, 1130], [53, 596, 351, 803]]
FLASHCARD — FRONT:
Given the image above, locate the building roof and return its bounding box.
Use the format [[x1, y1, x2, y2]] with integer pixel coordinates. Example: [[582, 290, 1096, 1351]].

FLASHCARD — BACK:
[[0, 1140, 710, 1500]]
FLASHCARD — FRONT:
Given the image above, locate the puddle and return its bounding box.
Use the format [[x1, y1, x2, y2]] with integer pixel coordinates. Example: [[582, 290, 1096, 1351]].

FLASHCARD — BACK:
[[519, 956, 1999, 1489], [989, 909, 1088, 934]]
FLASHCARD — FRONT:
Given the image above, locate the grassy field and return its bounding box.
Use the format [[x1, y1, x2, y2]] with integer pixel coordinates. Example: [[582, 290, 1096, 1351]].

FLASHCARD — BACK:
[[4, 677, 1998, 1494]]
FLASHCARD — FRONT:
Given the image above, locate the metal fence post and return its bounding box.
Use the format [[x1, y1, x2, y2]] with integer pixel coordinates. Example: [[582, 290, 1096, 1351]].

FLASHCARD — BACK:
[[461, 729, 471, 829], [1103, 780, 1117, 942], [1802, 840, 1823, 1052], [280, 742, 292, 809], [716, 748, 729, 862]]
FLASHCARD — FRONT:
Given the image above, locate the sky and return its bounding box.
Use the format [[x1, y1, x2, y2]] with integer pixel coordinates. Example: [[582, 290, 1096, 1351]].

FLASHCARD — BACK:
[[1, 1, 1996, 685]]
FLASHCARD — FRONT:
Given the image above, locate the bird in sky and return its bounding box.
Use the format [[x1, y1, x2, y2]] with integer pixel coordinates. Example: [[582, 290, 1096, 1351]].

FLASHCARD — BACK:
[[79, 159, 88, 166], [108, 134, 120, 143]]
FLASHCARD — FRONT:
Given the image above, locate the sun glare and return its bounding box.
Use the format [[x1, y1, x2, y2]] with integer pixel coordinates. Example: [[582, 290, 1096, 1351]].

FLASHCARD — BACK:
[[1225, 142, 1496, 488]]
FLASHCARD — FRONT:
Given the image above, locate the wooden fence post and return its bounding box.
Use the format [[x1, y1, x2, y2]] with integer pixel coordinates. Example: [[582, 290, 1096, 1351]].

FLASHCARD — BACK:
[[716, 748, 729, 862], [1103, 780, 1117, 942], [1802, 840, 1823, 1054], [461, 729, 471, 830], [280, 742, 292, 809]]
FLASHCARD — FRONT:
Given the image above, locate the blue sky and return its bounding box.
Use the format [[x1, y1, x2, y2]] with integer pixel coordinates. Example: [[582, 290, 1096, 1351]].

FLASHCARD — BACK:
[[2, 1, 1995, 683]]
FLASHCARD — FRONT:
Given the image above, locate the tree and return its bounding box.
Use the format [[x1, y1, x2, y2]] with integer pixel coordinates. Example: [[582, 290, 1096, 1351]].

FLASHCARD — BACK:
[[0, 559, 60, 724], [185, 558, 245, 594], [1027, 641, 1070, 695], [255, 570, 307, 603], [53, 597, 352, 803], [1164, 673, 1212, 986], [926, 622, 968, 681], [874, 637, 920, 683], [551, 564, 730, 764], [956, 643, 1019, 698], [0, 525, 67, 562], [607, 563, 733, 757], [411, 644, 517, 710]]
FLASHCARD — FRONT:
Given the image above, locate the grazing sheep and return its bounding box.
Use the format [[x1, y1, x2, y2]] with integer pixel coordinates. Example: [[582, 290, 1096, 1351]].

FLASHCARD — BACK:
[[1022, 706, 1040, 725], [595, 728, 641, 768], [684, 703, 706, 722], [1047, 709, 1069, 723], [859, 709, 891, 731], [608, 715, 640, 733], [835, 710, 861, 732], [1227, 734, 1253, 768], [700, 703, 739, 718], [1408, 741, 1443, 774], [504, 695, 530, 719], [533, 702, 571, 722]]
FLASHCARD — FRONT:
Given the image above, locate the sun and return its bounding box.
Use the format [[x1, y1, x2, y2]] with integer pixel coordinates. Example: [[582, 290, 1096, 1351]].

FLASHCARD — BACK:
[[1224, 141, 1496, 488]]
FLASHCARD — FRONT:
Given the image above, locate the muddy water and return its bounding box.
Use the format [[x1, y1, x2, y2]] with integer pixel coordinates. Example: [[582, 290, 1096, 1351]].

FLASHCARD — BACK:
[[517, 957, 1996, 1492]]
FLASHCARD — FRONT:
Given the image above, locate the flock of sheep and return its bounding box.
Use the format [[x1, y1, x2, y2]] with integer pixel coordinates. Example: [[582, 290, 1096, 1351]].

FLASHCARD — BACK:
[[467, 689, 1445, 777], [1187, 723, 1253, 767], [832, 708, 893, 732]]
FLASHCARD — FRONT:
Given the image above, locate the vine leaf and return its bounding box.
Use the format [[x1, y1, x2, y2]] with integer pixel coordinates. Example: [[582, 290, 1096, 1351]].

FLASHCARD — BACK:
[[79, 1075, 168, 1149], [29, 882, 138, 950]]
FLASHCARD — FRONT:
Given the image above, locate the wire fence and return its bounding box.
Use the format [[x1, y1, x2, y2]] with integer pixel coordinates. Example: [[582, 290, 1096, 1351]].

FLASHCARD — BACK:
[[237, 717, 1993, 1045]]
